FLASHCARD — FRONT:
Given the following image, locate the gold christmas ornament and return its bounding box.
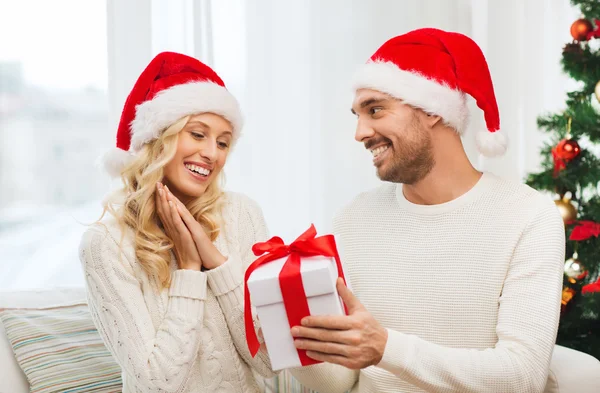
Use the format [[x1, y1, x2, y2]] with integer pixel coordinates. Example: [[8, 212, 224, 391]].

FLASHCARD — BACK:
[[554, 194, 578, 224], [561, 287, 576, 313], [595, 80, 600, 102], [564, 252, 588, 284]]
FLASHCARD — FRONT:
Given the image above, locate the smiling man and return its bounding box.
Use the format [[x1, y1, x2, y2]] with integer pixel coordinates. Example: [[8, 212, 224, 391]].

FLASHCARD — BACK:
[[288, 28, 565, 393]]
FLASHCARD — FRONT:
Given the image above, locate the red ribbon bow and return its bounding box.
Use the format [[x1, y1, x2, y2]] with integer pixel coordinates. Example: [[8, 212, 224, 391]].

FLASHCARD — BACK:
[[569, 220, 600, 241], [582, 278, 600, 295], [551, 148, 567, 177], [587, 19, 600, 40], [244, 224, 347, 365]]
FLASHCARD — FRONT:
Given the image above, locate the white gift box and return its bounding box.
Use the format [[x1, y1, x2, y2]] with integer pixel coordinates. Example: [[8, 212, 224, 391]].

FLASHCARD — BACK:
[[247, 255, 345, 371]]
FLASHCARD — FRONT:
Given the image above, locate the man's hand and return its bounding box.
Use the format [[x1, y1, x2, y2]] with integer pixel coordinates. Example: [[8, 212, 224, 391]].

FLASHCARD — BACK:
[[291, 278, 388, 369]]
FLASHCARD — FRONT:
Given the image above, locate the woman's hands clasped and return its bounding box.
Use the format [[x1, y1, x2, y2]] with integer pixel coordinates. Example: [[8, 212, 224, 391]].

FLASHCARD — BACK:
[[156, 182, 226, 270]]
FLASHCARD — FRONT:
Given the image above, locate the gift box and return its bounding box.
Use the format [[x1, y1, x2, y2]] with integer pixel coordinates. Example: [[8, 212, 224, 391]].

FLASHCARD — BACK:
[[244, 225, 347, 371]]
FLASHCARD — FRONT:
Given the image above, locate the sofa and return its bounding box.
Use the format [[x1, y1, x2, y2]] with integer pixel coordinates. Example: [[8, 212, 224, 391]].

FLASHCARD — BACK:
[[1, 287, 599, 393]]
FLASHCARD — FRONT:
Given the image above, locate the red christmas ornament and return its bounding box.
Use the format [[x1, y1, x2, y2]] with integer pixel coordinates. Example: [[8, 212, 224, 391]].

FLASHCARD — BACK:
[[582, 278, 600, 295], [552, 139, 581, 176], [571, 18, 594, 41]]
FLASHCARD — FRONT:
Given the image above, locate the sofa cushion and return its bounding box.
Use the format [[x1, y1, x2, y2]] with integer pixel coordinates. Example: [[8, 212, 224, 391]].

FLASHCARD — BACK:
[[264, 370, 318, 393], [0, 308, 29, 393], [0, 287, 122, 393], [0, 304, 122, 393], [545, 345, 600, 393], [0, 287, 87, 309]]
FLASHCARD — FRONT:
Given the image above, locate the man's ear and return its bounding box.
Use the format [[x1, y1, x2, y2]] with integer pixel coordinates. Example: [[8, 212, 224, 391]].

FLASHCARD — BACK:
[[423, 111, 443, 129]]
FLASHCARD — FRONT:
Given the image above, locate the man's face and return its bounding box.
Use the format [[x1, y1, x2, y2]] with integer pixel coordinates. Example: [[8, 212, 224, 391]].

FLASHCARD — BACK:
[[351, 89, 435, 185]]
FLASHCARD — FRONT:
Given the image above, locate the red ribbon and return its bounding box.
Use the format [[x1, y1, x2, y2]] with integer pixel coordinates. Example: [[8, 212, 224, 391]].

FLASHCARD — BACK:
[[569, 220, 600, 241], [244, 224, 347, 364], [551, 147, 567, 177], [582, 278, 600, 295], [587, 19, 600, 40]]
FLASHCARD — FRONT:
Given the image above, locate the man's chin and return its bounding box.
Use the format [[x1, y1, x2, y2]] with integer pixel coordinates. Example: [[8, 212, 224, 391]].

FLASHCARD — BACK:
[[376, 164, 407, 184], [375, 167, 392, 182]]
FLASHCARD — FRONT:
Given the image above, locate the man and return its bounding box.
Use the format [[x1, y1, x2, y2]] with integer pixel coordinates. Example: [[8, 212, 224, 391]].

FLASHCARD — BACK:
[[288, 28, 565, 393]]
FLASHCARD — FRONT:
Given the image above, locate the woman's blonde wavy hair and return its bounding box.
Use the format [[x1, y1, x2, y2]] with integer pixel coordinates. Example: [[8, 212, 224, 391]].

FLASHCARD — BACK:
[[101, 115, 225, 288]]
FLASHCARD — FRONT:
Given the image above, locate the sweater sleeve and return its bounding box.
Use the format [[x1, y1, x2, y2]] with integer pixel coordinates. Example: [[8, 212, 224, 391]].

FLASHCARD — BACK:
[[79, 225, 207, 393], [376, 201, 565, 393], [287, 363, 359, 393], [205, 194, 275, 378]]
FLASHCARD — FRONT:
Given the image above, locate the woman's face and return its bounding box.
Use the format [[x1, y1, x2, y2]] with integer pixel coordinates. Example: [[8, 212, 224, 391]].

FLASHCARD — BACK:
[[162, 113, 233, 203]]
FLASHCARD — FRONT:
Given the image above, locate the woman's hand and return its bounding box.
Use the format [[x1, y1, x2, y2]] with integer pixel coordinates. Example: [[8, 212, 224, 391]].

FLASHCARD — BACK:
[[155, 183, 203, 271], [161, 185, 227, 270]]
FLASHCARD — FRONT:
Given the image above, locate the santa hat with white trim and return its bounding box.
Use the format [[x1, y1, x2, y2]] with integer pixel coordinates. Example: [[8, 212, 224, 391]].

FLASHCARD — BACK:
[[352, 28, 507, 157], [102, 51, 243, 177]]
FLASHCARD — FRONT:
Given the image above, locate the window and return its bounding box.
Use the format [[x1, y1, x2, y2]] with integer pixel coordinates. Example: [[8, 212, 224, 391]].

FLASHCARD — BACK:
[[0, 0, 110, 289]]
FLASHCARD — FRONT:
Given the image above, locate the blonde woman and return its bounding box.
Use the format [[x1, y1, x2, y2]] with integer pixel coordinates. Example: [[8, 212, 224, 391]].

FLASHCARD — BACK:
[[79, 52, 274, 392]]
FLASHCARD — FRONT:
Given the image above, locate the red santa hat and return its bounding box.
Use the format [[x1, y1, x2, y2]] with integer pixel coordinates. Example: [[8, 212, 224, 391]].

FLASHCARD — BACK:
[[352, 28, 507, 157], [103, 51, 243, 177]]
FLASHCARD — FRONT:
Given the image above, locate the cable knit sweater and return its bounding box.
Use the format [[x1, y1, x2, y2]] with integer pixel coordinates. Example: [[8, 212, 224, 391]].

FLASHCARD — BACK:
[[79, 192, 274, 393], [289, 172, 565, 393]]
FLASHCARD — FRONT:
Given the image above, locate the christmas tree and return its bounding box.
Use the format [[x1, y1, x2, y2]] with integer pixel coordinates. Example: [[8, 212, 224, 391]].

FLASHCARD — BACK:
[[526, 0, 600, 360]]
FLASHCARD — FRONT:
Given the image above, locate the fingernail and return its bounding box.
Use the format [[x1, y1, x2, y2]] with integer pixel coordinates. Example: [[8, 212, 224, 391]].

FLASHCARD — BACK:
[[301, 318, 308, 326], [168, 201, 173, 207], [158, 189, 163, 196], [156, 182, 160, 189], [291, 327, 299, 336]]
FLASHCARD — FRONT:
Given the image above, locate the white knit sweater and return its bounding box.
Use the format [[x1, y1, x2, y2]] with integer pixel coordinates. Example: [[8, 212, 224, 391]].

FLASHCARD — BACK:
[[79, 192, 274, 393], [289, 172, 565, 393]]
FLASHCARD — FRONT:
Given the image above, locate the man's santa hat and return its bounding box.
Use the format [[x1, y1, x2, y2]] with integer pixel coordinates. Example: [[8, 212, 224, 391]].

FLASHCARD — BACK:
[[352, 28, 507, 157], [103, 51, 242, 177]]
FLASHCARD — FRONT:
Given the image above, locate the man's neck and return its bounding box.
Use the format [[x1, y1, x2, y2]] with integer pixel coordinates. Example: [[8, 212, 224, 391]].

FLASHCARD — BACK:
[[402, 161, 482, 206]]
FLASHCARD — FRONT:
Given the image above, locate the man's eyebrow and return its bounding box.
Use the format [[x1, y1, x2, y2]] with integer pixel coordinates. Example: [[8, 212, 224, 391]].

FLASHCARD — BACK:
[[361, 98, 387, 108], [351, 98, 388, 115]]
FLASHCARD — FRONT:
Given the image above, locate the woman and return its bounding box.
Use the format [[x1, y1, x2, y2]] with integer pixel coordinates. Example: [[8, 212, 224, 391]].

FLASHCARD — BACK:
[[79, 51, 274, 392]]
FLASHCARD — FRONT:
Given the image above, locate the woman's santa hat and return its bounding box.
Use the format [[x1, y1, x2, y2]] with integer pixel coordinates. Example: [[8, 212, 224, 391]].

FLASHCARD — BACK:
[[103, 51, 243, 177], [352, 28, 507, 157]]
